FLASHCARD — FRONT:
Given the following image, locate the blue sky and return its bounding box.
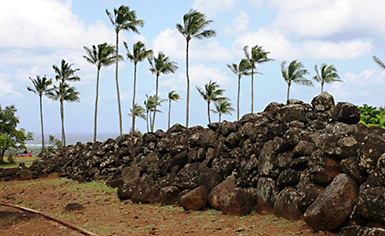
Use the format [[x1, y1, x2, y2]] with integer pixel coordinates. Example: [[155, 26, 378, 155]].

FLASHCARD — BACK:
[[1, 0, 385, 140]]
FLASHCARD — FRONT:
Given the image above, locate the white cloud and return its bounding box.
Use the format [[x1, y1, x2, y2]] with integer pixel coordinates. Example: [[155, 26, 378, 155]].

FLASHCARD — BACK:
[[161, 64, 233, 91], [192, 0, 235, 16], [329, 68, 385, 107], [152, 28, 231, 61], [0, 0, 115, 49], [0, 74, 20, 96], [268, 0, 385, 38], [225, 11, 250, 35], [302, 40, 372, 60], [233, 29, 301, 60]]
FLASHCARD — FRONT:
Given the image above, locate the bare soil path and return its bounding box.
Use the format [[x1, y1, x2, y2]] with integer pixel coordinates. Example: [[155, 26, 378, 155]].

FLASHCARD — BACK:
[[0, 176, 336, 236]]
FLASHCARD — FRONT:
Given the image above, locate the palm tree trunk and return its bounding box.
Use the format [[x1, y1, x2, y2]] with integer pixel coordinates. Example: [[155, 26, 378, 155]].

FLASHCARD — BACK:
[[251, 67, 254, 114], [168, 100, 171, 130], [321, 81, 324, 93], [286, 82, 291, 104], [185, 39, 190, 128], [237, 75, 241, 121], [219, 113, 221, 123], [39, 95, 45, 154], [115, 30, 123, 135], [60, 99, 66, 146], [146, 111, 149, 133], [131, 63, 137, 133], [93, 67, 100, 142], [207, 101, 211, 124], [151, 75, 159, 132]]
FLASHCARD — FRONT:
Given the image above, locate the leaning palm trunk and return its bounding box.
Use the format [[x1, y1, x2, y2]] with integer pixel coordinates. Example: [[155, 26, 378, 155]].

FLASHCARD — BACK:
[[251, 68, 254, 114], [39, 95, 45, 154], [185, 40, 190, 128], [151, 75, 159, 132], [168, 100, 171, 129], [237, 75, 241, 121], [60, 99, 66, 146], [115, 31, 123, 135], [207, 101, 211, 124], [131, 63, 137, 132], [146, 111, 149, 133], [93, 68, 100, 142], [286, 82, 291, 104]]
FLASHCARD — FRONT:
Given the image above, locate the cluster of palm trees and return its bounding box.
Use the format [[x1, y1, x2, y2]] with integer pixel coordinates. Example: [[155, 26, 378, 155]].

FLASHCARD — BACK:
[[27, 59, 80, 153], [30, 4, 385, 151]]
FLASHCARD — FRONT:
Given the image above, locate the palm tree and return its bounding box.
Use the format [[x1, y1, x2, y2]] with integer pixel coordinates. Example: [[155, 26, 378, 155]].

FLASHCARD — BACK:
[[176, 9, 216, 128], [213, 98, 234, 122], [312, 63, 341, 93], [47, 82, 80, 146], [243, 45, 273, 113], [128, 104, 146, 135], [52, 59, 80, 146], [373, 55, 385, 69], [106, 5, 144, 135], [27, 75, 53, 154], [281, 60, 313, 103], [168, 90, 180, 129], [144, 95, 160, 133], [227, 59, 251, 121], [148, 52, 178, 132], [196, 80, 224, 124], [83, 43, 117, 142], [124, 41, 152, 133]]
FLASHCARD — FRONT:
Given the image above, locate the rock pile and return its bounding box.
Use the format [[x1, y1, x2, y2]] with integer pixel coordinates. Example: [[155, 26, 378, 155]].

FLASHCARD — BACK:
[[2, 92, 385, 235]]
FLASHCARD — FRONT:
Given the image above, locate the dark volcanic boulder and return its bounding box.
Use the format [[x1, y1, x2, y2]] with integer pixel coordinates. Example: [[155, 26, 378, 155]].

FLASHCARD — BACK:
[[217, 187, 254, 216], [358, 133, 385, 175], [309, 150, 342, 185], [255, 177, 278, 214], [339, 225, 385, 236], [273, 187, 302, 220], [304, 174, 359, 231], [354, 187, 385, 224], [377, 153, 385, 185], [311, 92, 335, 112], [178, 186, 208, 210], [131, 182, 160, 203], [208, 177, 236, 209], [160, 186, 180, 205], [334, 102, 360, 124]]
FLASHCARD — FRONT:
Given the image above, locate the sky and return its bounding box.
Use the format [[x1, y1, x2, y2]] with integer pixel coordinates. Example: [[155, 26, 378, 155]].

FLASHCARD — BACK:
[[1, 0, 385, 141]]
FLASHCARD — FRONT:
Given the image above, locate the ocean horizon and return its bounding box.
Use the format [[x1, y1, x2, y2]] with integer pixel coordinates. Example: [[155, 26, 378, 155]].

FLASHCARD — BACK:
[[26, 133, 120, 147]]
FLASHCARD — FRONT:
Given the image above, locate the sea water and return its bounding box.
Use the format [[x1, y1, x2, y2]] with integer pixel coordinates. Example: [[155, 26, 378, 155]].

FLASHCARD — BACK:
[[25, 133, 119, 148]]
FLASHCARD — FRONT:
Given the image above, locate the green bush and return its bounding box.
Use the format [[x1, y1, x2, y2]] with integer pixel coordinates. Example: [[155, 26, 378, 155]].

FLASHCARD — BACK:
[[358, 104, 385, 128]]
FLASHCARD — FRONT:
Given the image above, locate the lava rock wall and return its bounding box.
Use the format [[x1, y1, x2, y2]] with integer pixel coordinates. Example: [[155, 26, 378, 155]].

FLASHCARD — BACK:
[[3, 92, 385, 235]]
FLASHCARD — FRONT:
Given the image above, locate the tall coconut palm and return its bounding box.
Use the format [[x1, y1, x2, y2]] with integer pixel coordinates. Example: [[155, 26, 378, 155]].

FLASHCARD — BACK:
[[27, 75, 53, 154], [144, 95, 161, 133], [148, 52, 178, 132], [213, 98, 234, 122], [281, 60, 313, 103], [52, 59, 80, 146], [227, 59, 251, 121], [312, 63, 341, 93], [124, 41, 152, 133], [128, 104, 146, 135], [47, 82, 80, 146], [83, 43, 117, 142], [196, 80, 224, 124], [373, 55, 385, 70], [168, 90, 180, 129], [176, 9, 216, 128], [106, 5, 144, 135], [243, 45, 273, 113]]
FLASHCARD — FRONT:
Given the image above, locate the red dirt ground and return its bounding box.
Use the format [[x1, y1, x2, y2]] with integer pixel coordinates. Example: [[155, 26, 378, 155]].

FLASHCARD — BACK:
[[0, 176, 337, 236]]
